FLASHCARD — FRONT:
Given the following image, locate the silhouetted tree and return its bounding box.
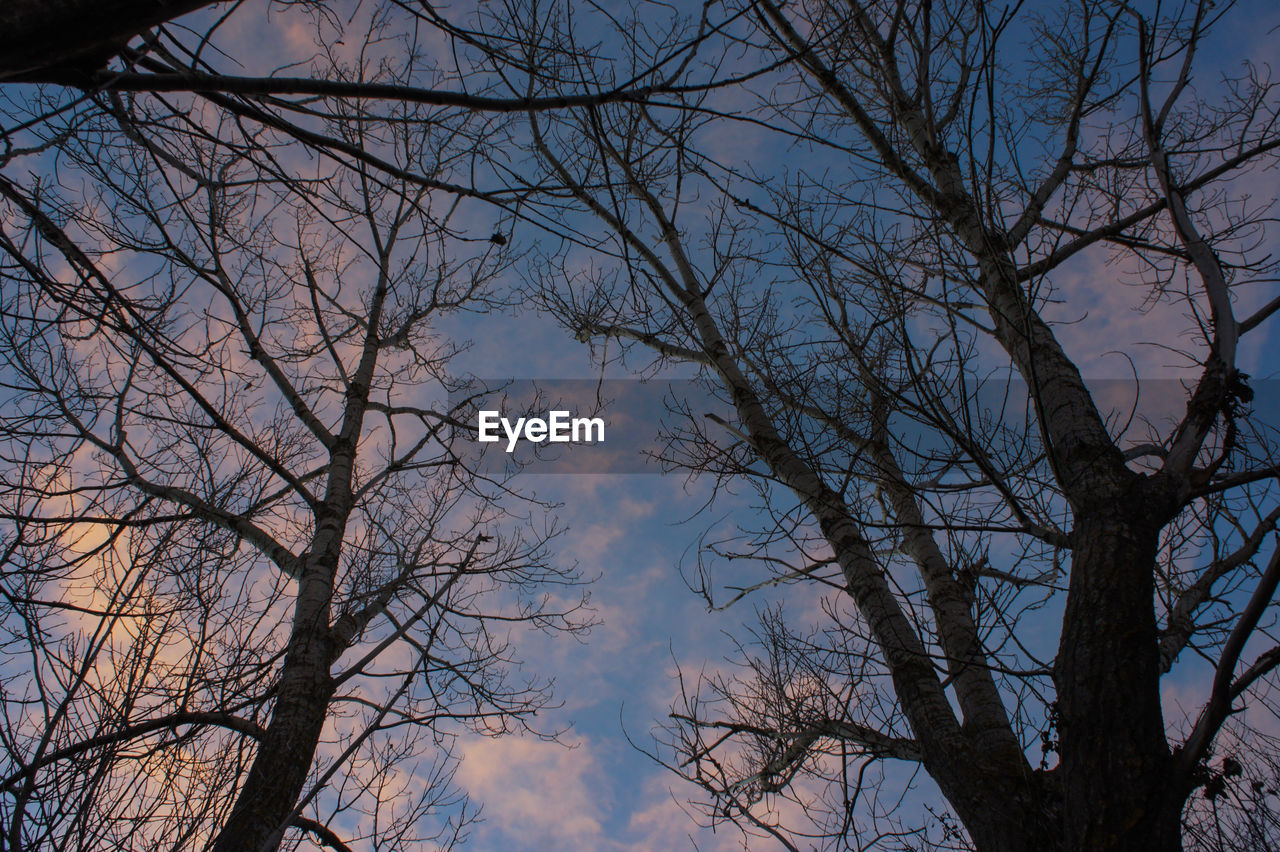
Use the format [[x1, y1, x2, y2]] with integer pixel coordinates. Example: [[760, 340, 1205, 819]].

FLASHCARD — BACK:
[[0, 21, 586, 848], [506, 0, 1280, 848]]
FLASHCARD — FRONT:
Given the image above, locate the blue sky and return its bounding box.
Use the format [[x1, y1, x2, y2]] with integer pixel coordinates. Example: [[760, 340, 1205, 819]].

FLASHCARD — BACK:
[[422, 3, 1280, 847], [3, 1, 1280, 850]]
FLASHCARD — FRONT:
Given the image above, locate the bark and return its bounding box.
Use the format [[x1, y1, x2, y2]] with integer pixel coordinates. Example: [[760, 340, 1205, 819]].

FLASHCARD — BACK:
[[0, 0, 222, 83], [975, 244, 1181, 852], [915, 496, 1179, 852], [947, 774, 1059, 852], [209, 220, 383, 848], [210, 561, 337, 852], [867, 413, 1022, 760], [1055, 506, 1179, 851], [535, 4, 1255, 845], [683, 274, 1059, 851]]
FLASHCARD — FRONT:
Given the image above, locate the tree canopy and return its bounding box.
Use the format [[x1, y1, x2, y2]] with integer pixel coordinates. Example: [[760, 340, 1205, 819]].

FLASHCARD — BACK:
[[2, 1, 1279, 850]]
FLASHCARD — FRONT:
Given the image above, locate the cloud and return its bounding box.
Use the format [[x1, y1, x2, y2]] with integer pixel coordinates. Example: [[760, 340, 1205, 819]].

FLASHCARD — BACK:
[[456, 735, 610, 849], [626, 773, 751, 852], [456, 733, 752, 851]]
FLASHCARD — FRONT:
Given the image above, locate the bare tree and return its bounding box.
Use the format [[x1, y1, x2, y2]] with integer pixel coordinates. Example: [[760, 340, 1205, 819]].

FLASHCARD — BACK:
[[1, 0, 687, 167], [0, 3, 754, 847], [496, 0, 1280, 849], [4, 0, 1279, 849], [0, 36, 584, 851]]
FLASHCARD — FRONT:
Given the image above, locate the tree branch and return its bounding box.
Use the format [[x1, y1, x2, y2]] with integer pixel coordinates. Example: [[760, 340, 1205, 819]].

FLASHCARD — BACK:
[[1177, 545, 1280, 778], [1, 710, 265, 791]]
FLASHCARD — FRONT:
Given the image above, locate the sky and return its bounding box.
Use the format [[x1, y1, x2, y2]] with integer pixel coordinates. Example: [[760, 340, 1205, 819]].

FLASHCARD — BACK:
[[418, 3, 1280, 848], [3, 1, 1280, 850]]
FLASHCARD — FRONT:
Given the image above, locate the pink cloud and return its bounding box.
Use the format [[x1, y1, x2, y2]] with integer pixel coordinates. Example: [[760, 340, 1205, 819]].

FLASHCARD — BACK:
[[456, 735, 610, 847]]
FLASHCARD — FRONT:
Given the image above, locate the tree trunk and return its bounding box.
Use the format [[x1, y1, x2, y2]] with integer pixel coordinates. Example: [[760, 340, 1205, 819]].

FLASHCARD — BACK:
[[1054, 507, 1179, 851], [937, 768, 1059, 852], [210, 567, 336, 852], [920, 501, 1182, 852]]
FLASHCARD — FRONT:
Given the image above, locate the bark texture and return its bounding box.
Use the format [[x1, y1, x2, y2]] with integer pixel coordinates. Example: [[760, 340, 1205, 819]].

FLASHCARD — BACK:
[[1056, 511, 1179, 851], [209, 568, 336, 851], [0, 0, 221, 82]]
